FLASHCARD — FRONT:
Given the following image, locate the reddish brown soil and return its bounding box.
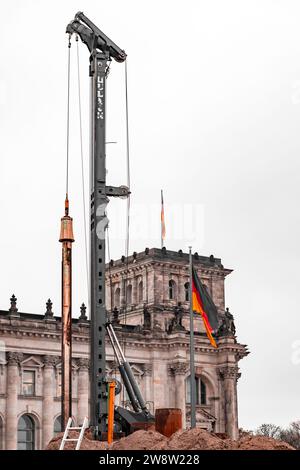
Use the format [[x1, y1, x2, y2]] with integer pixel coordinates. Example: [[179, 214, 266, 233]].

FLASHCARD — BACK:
[[235, 434, 295, 450], [46, 428, 295, 451]]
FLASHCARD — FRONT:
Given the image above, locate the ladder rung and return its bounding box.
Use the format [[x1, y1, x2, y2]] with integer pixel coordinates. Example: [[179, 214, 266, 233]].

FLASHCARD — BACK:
[[60, 416, 89, 450]]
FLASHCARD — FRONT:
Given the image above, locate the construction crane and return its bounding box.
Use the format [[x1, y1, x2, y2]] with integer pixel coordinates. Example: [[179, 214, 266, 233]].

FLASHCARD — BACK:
[[66, 12, 153, 440]]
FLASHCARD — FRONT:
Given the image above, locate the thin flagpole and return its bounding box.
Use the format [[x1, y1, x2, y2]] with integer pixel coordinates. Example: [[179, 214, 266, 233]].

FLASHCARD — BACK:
[[161, 189, 165, 249], [189, 246, 196, 428]]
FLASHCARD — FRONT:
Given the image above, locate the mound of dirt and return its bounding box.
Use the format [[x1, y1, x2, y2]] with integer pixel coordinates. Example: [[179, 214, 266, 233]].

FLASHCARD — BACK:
[[46, 428, 296, 451], [110, 430, 167, 450], [160, 428, 228, 450], [235, 435, 295, 450]]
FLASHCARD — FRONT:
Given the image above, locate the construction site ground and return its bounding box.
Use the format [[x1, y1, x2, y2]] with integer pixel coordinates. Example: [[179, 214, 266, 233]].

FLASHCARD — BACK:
[[46, 428, 295, 451]]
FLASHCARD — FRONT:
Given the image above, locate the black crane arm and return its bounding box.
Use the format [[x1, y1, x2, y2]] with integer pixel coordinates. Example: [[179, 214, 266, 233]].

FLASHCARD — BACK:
[[106, 322, 151, 416], [66, 11, 127, 62]]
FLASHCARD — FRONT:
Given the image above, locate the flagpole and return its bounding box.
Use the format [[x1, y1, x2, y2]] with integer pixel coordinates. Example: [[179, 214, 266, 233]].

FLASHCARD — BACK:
[[189, 246, 196, 428], [161, 189, 164, 249]]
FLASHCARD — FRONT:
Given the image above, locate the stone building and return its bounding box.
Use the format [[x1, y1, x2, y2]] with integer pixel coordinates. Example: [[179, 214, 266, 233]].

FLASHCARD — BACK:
[[0, 248, 248, 450]]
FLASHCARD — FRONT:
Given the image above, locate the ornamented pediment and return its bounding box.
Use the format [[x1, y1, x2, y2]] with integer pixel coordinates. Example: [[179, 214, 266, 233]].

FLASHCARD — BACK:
[[186, 407, 216, 431], [174, 353, 185, 361], [21, 356, 43, 369], [130, 364, 144, 377]]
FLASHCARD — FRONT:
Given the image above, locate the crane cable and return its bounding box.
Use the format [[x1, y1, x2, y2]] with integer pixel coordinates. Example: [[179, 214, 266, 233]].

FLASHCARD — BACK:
[[123, 59, 131, 330], [65, 34, 72, 197], [73, 39, 132, 392], [121, 59, 131, 406], [76, 35, 90, 311]]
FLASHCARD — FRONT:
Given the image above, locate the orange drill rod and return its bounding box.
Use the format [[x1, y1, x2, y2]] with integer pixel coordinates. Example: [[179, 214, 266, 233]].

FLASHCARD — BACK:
[[107, 381, 116, 444]]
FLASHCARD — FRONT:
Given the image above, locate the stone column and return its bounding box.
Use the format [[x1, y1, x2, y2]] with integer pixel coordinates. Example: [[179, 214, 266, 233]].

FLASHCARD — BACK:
[[6, 351, 23, 450], [219, 366, 240, 440], [147, 268, 155, 304], [77, 358, 89, 425], [161, 267, 165, 304], [169, 362, 187, 429], [132, 276, 137, 306], [178, 271, 184, 303], [143, 267, 148, 303], [120, 275, 126, 307], [143, 364, 153, 404], [42, 355, 57, 448]]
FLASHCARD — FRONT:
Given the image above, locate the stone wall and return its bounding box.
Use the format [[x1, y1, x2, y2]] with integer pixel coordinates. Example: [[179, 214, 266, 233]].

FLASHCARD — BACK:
[[0, 248, 248, 449]]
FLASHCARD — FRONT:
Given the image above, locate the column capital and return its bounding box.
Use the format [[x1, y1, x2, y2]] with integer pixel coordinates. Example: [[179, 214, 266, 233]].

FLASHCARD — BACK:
[[168, 361, 188, 376], [218, 365, 240, 381], [6, 351, 23, 365], [143, 364, 153, 376], [43, 355, 59, 367], [76, 357, 90, 370]]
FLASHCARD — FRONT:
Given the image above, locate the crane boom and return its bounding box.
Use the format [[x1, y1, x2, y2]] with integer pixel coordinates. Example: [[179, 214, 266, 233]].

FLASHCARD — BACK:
[[66, 11, 127, 61]]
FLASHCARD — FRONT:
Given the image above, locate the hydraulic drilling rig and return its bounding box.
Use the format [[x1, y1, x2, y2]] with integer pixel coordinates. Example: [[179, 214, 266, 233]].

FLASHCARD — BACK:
[[66, 12, 154, 439]]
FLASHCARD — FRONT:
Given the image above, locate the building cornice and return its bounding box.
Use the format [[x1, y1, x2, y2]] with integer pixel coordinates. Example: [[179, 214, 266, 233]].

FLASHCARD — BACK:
[[106, 260, 231, 281], [0, 323, 248, 358]]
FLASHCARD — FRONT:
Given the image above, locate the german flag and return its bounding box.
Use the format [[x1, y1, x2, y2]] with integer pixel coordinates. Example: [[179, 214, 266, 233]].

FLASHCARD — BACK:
[[192, 266, 219, 348]]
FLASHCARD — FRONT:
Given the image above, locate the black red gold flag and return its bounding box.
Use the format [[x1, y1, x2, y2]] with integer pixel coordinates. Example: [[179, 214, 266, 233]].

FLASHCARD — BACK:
[[192, 266, 218, 348]]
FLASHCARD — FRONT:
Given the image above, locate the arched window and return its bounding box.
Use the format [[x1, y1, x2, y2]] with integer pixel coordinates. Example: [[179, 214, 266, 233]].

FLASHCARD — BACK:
[[185, 376, 207, 405], [17, 415, 35, 450], [54, 416, 62, 436], [126, 284, 132, 305], [138, 281, 143, 303], [169, 280, 176, 300], [114, 287, 120, 308], [184, 282, 189, 302]]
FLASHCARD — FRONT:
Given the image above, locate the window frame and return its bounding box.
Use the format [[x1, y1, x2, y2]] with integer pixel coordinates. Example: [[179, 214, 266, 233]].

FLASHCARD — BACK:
[[138, 280, 143, 303], [184, 282, 189, 302], [53, 415, 62, 436], [17, 415, 35, 450], [169, 280, 176, 300], [126, 284, 132, 305], [186, 376, 207, 406], [21, 369, 36, 396]]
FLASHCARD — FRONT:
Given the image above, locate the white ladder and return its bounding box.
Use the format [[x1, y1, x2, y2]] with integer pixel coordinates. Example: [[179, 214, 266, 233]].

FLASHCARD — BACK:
[[59, 416, 89, 450]]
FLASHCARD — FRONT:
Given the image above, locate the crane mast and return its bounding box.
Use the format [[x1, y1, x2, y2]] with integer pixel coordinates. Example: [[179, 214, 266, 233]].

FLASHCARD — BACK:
[[67, 12, 155, 441], [89, 46, 109, 438], [66, 12, 129, 438]]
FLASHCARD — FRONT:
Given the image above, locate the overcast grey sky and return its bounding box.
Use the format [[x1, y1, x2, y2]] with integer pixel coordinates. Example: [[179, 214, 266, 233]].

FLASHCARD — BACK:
[[1, 0, 300, 431]]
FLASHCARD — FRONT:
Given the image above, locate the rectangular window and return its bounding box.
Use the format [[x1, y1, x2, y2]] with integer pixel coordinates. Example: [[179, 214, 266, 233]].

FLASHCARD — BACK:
[[186, 376, 206, 405], [22, 370, 35, 396]]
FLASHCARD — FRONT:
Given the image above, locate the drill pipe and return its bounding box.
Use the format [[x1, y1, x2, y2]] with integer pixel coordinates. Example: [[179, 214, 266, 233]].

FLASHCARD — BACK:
[[59, 197, 74, 429]]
